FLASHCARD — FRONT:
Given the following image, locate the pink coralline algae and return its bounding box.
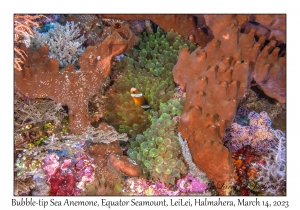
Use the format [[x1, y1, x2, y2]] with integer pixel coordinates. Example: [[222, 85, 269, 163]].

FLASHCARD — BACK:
[[177, 173, 207, 193], [42, 152, 95, 195]]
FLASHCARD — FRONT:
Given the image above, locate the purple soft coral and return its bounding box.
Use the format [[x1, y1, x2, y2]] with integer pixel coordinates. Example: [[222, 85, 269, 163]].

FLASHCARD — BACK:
[[223, 107, 284, 154]]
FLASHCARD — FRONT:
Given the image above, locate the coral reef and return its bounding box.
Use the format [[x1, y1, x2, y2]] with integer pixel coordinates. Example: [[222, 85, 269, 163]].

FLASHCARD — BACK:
[[203, 14, 286, 103], [84, 175, 124, 195], [251, 39, 286, 103], [98, 14, 213, 47], [238, 88, 286, 132], [204, 14, 286, 44], [85, 140, 140, 195], [66, 14, 108, 47], [13, 14, 286, 196], [240, 14, 286, 44], [224, 108, 281, 154], [103, 15, 286, 104], [14, 14, 45, 71], [123, 176, 209, 196], [172, 14, 286, 195], [224, 108, 286, 195], [14, 175, 36, 196], [81, 122, 128, 144], [15, 24, 139, 134], [173, 26, 251, 195], [30, 21, 86, 69], [178, 133, 209, 183], [14, 121, 132, 196], [83, 122, 140, 191], [42, 152, 95, 195], [14, 94, 67, 133], [177, 173, 207, 194]]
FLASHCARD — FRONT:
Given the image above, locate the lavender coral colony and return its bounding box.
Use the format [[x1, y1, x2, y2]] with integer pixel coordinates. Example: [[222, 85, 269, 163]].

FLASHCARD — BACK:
[[14, 14, 286, 196]]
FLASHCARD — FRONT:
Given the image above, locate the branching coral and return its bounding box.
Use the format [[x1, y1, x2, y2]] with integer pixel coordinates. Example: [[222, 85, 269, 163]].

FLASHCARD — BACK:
[[14, 95, 69, 148], [81, 122, 128, 144], [14, 95, 67, 133], [30, 21, 86, 69]]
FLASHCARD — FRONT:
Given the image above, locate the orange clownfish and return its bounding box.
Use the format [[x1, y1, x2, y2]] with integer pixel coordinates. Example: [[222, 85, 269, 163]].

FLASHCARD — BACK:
[[130, 87, 151, 110]]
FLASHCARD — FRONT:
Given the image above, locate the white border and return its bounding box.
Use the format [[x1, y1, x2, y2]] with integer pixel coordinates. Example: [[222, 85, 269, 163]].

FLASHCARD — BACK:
[[2, 0, 298, 209]]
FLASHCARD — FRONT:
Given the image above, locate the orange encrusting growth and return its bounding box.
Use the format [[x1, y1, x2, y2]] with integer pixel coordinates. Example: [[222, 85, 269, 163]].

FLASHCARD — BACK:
[[130, 87, 150, 110]]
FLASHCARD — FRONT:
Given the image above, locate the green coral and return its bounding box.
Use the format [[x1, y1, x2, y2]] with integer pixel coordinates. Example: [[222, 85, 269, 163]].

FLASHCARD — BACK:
[[127, 99, 187, 184], [104, 28, 196, 139]]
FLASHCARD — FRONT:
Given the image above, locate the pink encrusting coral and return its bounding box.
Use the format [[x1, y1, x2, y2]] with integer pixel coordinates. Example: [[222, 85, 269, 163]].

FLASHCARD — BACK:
[[177, 173, 207, 193], [42, 152, 95, 195]]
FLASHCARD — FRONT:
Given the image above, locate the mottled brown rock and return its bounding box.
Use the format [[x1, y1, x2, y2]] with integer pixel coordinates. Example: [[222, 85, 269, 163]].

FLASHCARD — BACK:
[[14, 24, 139, 134]]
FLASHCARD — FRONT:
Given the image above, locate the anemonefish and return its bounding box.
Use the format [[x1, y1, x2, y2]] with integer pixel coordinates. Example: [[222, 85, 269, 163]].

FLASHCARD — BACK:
[[130, 87, 151, 110]]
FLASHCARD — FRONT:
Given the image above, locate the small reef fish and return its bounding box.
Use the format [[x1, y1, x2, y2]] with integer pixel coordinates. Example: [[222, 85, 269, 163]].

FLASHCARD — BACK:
[[130, 87, 151, 110]]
